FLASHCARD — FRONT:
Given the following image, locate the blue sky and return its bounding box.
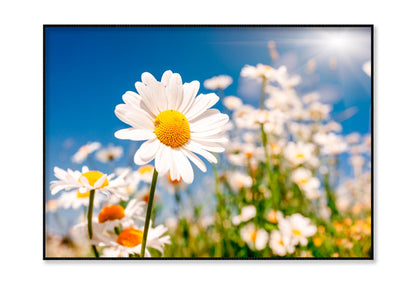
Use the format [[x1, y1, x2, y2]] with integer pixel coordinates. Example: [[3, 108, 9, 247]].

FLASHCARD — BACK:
[[44, 26, 372, 228]]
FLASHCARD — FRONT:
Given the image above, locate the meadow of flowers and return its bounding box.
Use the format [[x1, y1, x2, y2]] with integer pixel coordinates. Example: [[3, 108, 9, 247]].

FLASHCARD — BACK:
[[45, 41, 372, 259]]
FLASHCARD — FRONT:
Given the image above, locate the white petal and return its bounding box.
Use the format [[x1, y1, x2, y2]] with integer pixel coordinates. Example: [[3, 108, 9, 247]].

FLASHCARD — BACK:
[[174, 150, 194, 184], [191, 135, 228, 144], [167, 73, 183, 110], [178, 81, 200, 114], [82, 166, 89, 173], [134, 138, 160, 165], [141, 72, 158, 85], [115, 104, 154, 129], [94, 174, 108, 188], [161, 70, 173, 86], [184, 93, 219, 120], [182, 148, 207, 172], [115, 128, 155, 141], [122, 91, 142, 107], [184, 141, 218, 163], [135, 82, 159, 116], [155, 144, 171, 175], [188, 140, 225, 153], [190, 110, 229, 129]]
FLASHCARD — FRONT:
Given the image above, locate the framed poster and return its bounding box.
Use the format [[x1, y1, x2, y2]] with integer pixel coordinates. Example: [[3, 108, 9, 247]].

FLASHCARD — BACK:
[[44, 25, 373, 259]]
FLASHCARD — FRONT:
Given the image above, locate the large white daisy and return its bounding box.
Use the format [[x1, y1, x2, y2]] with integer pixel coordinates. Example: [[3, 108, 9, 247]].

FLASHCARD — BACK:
[[114, 70, 229, 184]]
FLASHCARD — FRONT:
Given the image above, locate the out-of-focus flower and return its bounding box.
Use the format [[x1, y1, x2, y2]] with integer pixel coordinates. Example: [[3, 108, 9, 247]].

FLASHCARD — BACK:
[[305, 59, 316, 74], [274, 66, 302, 89], [97, 199, 146, 229], [291, 167, 321, 200], [302, 92, 320, 104], [203, 75, 233, 90], [50, 166, 128, 200], [95, 144, 123, 163], [266, 210, 283, 224], [46, 200, 59, 213], [283, 141, 316, 166], [240, 223, 268, 251], [350, 155, 365, 177], [314, 132, 348, 155], [241, 64, 284, 82], [269, 230, 295, 256], [227, 171, 253, 191], [97, 221, 170, 257], [232, 205, 256, 225], [279, 213, 317, 246], [114, 70, 229, 184], [137, 165, 154, 184], [268, 41, 279, 61], [362, 61, 371, 77], [55, 189, 105, 210], [345, 132, 361, 144], [223, 95, 243, 110], [307, 102, 331, 121], [71, 142, 101, 164]]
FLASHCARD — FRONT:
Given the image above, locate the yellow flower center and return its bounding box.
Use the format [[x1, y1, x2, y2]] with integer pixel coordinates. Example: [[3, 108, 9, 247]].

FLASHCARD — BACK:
[[292, 229, 303, 236], [138, 165, 154, 175], [250, 230, 257, 242], [154, 110, 190, 148], [117, 228, 143, 248], [295, 153, 305, 160], [98, 205, 125, 223], [76, 190, 90, 198], [78, 171, 109, 188]]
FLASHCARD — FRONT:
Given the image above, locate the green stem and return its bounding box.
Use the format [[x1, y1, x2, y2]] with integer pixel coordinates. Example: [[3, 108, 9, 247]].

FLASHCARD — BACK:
[[140, 168, 159, 258], [260, 123, 279, 209], [259, 77, 268, 110], [87, 190, 99, 257], [212, 163, 234, 257]]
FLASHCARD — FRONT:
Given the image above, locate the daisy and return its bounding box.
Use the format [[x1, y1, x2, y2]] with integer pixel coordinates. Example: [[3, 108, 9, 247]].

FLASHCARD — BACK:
[[240, 64, 283, 82], [95, 144, 123, 163], [114, 70, 229, 184], [223, 95, 243, 111], [291, 167, 321, 200], [269, 230, 295, 256], [50, 166, 128, 200], [71, 142, 101, 164], [279, 213, 317, 246], [313, 132, 348, 155], [97, 222, 171, 257], [96, 199, 146, 230], [232, 205, 256, 225], [283, 141, 316, 167], [227, 171, 253, 191], [203, 75, 233, 90], [240, 223, 268, 251]]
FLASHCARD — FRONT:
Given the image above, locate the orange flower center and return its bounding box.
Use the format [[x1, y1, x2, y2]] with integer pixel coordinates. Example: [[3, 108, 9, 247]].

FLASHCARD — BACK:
[[168, 172, 181, 184], [98, 205, 125, 223], [250, 230, 257, 242], [78, 171, 109, 188], [154, 110, 190, 148], [117, 228, 143, 248]]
